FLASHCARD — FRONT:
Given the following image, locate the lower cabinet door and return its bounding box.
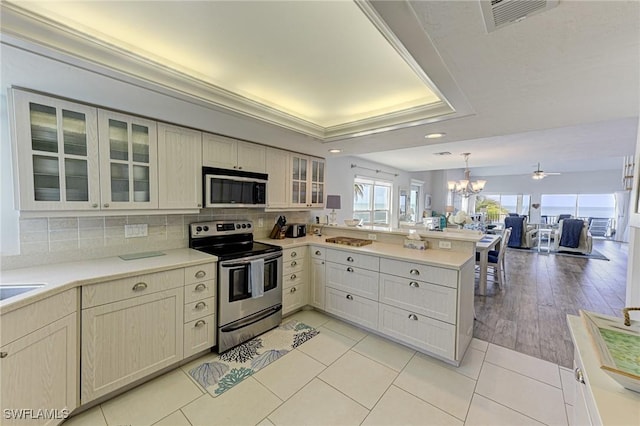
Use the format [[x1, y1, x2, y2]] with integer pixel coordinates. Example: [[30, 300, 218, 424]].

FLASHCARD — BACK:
[[81, 288, 184, 403], [325, 287, 378, 330], [378, 303, 455, 361], [283, 284, 307, 315], [0, 313, 77, 426], [184, 315, 216, 358], [310, 258, 326, 309]]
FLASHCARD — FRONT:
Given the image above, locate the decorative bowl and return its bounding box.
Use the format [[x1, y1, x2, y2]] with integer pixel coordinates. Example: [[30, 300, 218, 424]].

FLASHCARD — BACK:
[[344, 219, 363, 227]]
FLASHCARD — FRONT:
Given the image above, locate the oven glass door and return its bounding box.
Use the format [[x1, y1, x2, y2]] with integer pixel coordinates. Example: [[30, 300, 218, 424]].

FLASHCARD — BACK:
[[225, 257, 278, 302]]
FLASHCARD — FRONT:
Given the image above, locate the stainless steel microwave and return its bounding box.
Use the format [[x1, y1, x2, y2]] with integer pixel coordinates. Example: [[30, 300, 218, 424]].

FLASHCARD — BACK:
[[203, 167, 267, 208]]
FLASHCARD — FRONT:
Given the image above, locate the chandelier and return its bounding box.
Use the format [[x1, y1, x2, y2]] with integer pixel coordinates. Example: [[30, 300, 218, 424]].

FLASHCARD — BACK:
[[447, 153, 486, 198]]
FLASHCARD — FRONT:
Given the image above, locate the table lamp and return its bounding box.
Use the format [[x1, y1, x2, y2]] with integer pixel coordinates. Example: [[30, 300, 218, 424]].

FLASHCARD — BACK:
[[326, 195, 341, 226]]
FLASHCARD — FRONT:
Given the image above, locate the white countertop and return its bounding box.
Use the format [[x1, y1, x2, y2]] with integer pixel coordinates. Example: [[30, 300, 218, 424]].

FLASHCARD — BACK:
[[258, 235, 473, 269], [0, 248, 216, 314], [317, 224, 484, 242]]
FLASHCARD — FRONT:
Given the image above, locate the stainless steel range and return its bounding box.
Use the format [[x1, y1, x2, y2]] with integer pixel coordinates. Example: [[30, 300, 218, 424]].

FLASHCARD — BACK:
[[189, 221, 283, 352]]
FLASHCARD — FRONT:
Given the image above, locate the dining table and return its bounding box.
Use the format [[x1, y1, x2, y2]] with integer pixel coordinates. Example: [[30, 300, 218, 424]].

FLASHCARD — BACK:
[[476, 233, 502, 296]]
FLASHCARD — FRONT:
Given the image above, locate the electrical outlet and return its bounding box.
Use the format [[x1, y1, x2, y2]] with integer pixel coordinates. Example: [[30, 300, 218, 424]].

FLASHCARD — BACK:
[[439, 240, 452, 249], [257, 218, 264, 228], [368, 234, 377, 240], [125, 224, 148, 238]]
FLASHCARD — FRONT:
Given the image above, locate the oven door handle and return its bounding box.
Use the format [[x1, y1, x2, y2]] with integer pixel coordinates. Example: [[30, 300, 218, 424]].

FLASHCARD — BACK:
[[220, 304, 283, 332], [220, 253, 282, 267]]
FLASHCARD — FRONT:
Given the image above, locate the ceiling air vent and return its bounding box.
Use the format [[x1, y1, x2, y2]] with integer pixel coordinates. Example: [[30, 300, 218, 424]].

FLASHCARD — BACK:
[[480, 0, 559, 33]]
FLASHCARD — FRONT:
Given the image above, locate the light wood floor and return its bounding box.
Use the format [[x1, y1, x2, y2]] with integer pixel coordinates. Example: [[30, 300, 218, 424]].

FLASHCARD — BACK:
[[473, 238, 628, 368]]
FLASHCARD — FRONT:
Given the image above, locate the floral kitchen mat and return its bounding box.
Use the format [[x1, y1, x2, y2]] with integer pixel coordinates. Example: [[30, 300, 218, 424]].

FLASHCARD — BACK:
[[188, 320, 319, 397]]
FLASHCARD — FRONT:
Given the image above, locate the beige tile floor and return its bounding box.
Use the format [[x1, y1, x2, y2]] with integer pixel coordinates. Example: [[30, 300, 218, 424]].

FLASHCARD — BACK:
[[63, 310, 574, 426]]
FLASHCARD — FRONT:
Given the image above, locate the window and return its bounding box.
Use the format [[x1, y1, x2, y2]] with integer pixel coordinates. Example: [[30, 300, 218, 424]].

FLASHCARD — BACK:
[[354, 177, 392, 225], [541, 193, 615, 221], [475, 194, 530, 222]]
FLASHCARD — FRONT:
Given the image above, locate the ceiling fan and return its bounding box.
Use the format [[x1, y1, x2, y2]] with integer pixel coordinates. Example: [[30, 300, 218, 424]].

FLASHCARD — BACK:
[[532, 163, 561, 180]]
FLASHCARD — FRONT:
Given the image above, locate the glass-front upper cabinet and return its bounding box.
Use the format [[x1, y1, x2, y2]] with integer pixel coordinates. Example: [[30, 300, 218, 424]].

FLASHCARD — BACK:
[[309, 158, 325, 208], [290, 155, 309, 207], [11, 89, 100, 211], [98, 110, 158, 209]]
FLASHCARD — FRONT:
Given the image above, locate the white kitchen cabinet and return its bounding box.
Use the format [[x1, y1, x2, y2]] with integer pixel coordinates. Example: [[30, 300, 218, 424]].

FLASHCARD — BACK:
[[0, 289, 78, 426], [282, 247, 308, 315], [184, 315, 216, 358], [157, 123, 202, 209], [290, 154, 325, 208], [202, 133, 266, 173], [183, 262, 216, 358], [81, 286, 183, 402], [10, 89, 101, 211], [265, 147, 291, 209], [326, 262, 379, 301], [98, 109, 158, 210], [310, 246, 326, 309], [325, 287, 378, 330]]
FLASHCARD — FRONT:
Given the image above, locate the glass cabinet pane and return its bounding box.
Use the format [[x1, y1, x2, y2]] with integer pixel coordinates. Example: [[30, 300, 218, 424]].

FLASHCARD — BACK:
[[110, 163, 129, 202], [62, 110, 87, 156], [318, 162, 324, 181], [292, 181, 300, 204], [109, 119, 128, 161], [300, 158, 307, 181], [30, 103, 58, 153], [292, 157, 300, 180], [133, 165, 150, 202], [33, 155, 60, 201], [65, 158, 88, 201], [132, 124, 149, 163]]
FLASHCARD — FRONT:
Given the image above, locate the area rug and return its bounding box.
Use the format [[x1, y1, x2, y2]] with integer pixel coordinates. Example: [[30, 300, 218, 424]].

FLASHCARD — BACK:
[[188, 320, 319, 396], [548, 249, 609, 261]]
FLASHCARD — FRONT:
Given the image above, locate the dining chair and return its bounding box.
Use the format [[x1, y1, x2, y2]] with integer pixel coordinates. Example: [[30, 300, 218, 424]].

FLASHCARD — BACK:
[[476, 227, 511, 290]]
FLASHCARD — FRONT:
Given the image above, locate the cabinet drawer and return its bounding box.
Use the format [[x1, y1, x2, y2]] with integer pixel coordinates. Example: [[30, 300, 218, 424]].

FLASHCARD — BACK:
[[378, 303, 455, 360], [310, 246, 326, 259], [326, 262, 379, 300], [82, 269, 184, 308], [380, 258, 457, 288], [326, 249, 379, 271], [184, 279, 215, 304], [283, 257, 305, 276], [1, 288, 77, 346], [184, 263, 216, 285], [283, 270, 305, 289], [379, 274, 457, 324], [283, 247, 306, 261], [283, 283, 307, 315], [325, 287, 378, 331], [184, 297, 216, 323], [184, 314, 216, 358]]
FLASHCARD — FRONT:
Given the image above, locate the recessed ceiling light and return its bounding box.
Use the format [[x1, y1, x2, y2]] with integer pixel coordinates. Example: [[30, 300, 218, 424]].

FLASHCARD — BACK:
[[425, 132, 446, 139], [328, 149, 342, 153]]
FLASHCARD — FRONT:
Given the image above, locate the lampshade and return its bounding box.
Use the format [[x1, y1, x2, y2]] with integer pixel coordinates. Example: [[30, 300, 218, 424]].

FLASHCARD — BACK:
[[326, 195, 341, 209]]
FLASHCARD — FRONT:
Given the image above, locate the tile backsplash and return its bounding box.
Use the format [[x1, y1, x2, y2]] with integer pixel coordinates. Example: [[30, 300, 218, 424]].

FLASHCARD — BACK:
[[3, 209, 313, 270]]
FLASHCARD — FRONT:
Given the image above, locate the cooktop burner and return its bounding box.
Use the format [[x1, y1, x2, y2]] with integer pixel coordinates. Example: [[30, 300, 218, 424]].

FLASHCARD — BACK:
[[188, 220, 281, 261]]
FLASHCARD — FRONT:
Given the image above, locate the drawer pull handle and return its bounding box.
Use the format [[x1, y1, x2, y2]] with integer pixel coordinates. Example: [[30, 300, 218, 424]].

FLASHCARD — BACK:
[[290, 287, 297, 293], [195, 270, 207, 278], [346, 256, 354, 262], [91, 203, 98, 208], [103, 203, 110, 208], [195, 283, 207, 292], [291, 252, 297, 258], [408, 314, 418, 321], [290, 274, 297, 280], [0, 352, 7, 358], [347, 267, 354, 272], [132, 282, 148, 291], [195, 302, 207, 310], [315, 250, 321, 255], [409, 281, 420, 288], [409, 269, 420, 276], [195, 320, 206, 328], [346, 294, 354, 300], [291, 260, 297, 267], [574, 367, 585, 384]]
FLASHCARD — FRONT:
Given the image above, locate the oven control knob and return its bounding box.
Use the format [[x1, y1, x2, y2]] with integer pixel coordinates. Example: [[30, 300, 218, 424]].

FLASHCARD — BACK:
[[241, 224, 247, 229], [196, 226, 202, 232], [236, 224, 241, 229], [247, 223, 252, 228], [203, 226, 209, 232]]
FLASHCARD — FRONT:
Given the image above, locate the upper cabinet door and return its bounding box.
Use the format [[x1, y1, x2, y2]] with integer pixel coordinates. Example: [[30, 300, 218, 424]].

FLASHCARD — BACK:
[[98, 110, 158, 210], [309, 157, 325, 208], [202, 133, 237, 169], [290, 155, 309, 208], [237, 141, 266, 173], [157, 123, 202, 209], [11, 89, 100, 211], [265, 148, 290, 209]]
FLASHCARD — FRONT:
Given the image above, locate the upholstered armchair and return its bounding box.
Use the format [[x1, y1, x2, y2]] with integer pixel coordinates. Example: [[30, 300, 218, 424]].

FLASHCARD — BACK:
[[504, 216, 538, 248], [553, 219, 593, 254]]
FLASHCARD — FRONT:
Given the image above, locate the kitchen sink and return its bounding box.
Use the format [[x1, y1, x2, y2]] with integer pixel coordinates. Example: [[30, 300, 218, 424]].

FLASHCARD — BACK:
[[0, 284, 46, 301]]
